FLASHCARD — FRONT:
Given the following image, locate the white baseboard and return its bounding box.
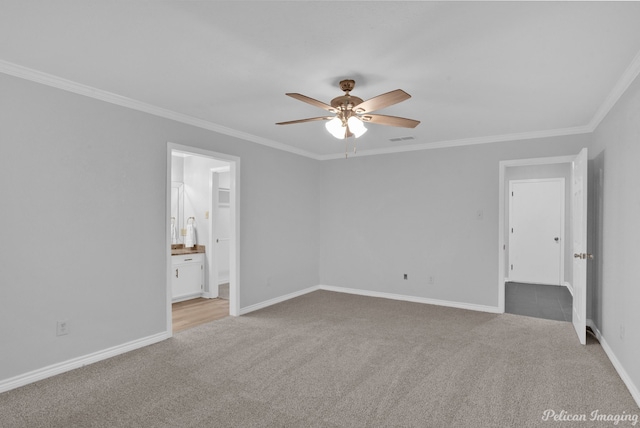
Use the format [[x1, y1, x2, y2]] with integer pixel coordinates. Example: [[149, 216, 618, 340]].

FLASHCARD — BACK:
[[319, 285, 502, 314], [587, 320, 640, 408], [239, 285, 320, 315], [172, 292, 204, 303], [564, 281, 574, 297], [0, 331, 170, 394]]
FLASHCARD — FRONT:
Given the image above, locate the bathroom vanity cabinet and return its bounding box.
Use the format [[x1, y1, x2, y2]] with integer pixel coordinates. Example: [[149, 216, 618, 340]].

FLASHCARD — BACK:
[[171, 253, 204, 302]]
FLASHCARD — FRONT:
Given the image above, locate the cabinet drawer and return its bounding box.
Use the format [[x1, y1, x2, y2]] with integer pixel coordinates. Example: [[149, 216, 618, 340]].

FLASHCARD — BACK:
[[171, 253, 204, 266]]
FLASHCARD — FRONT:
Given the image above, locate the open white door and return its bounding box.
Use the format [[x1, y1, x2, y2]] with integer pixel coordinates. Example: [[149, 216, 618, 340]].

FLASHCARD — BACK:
[[211, 169, 231, 291], [571, 148, 588, 345]]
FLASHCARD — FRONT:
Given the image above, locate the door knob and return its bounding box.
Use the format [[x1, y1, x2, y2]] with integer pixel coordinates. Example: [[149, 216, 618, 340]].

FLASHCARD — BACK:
[[554, 237, 559, 242], [574, 253, 594, 260]]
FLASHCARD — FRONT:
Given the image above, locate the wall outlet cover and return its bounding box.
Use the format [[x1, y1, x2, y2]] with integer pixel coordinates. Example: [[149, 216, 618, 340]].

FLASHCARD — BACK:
[[56, 321, 69, 336]]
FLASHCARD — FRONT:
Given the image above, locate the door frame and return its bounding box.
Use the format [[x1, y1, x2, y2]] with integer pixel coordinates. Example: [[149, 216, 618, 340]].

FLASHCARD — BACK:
[[166, 142, 241, 336], [498, 155, 574, 312], [507, 177, 565, 286]]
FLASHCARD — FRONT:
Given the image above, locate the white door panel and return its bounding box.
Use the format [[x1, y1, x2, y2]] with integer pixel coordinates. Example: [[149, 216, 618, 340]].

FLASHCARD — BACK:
[[509, 179, 565, 285], [572, 148, 588, 345]]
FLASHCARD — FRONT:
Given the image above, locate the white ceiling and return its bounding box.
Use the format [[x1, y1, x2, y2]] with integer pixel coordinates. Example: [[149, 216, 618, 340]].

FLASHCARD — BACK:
[[2, 1, 640, 159]]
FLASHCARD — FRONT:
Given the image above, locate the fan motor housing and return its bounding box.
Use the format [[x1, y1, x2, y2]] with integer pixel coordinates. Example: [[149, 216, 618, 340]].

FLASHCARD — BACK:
[[330, 95, 363, 110], [330, 79, 362, 110]]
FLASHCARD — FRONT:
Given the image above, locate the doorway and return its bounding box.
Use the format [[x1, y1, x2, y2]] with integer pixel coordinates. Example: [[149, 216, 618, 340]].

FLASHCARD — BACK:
[[166, 143, 240, 335], [498, 150, 589, 344], [505, 282, 572, 322]]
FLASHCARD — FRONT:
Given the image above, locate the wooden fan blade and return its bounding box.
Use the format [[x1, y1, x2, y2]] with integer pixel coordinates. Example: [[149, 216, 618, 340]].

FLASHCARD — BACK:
[[361, 114, 420, 128], [286, 93, 336, 112], [352, 89, 411, 113], [276, 116, 333, 125]]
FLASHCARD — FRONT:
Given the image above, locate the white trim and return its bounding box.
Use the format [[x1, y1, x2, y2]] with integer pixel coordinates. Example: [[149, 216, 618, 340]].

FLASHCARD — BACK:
[[589, 47, 640, 131], [319, 285, 501, 314], [587, 322, 640, 408], [564, 281, 574, 297], [0, 332, 169, 394], [211, 166, 230, 173], [238, 284, 503, 316], [0, 60, 320, 160], [498, 154, 577, 313], [500, 155, 576, 168], [317, 126, 592, 160], [239, 286, 320, 315], [4, 57, 639, 161], [172, 292, 205, 304]]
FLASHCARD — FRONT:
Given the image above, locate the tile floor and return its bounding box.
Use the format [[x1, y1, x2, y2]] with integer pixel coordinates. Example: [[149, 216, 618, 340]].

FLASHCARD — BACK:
[[505, 282, 572, 322]]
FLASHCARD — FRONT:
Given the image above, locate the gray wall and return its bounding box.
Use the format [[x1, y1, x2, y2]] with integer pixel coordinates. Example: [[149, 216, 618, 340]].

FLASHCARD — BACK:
[[0, 73, 320, 381], [318, 135, 589, 307], [2, 68, 639, 401], [591, 72, 640, 395]]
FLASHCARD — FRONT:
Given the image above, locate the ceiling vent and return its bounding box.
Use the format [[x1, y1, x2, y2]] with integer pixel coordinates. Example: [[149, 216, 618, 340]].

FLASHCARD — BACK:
[[389, 136, 415, 142]]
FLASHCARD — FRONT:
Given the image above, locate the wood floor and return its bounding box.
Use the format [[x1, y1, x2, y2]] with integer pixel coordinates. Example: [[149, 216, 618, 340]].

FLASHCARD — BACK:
[[172, 298, 229, 333]]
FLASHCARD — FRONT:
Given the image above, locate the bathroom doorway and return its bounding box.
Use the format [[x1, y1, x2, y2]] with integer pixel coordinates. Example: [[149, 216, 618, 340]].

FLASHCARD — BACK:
[[166, 143, 240, 335]]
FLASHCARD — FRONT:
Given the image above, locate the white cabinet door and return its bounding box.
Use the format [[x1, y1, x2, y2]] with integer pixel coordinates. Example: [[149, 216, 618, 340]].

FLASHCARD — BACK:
[[172, 255, 203, 301]]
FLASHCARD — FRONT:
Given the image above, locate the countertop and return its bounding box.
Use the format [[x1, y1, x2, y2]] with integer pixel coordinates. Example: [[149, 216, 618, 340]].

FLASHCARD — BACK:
[[171, 244, 205, 256]]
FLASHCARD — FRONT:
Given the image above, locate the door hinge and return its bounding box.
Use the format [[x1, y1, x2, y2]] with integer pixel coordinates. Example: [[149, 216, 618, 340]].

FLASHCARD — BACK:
[[511, 191, 514, 196], [510, 264, 513, 270], [511, 227, 514, 233]]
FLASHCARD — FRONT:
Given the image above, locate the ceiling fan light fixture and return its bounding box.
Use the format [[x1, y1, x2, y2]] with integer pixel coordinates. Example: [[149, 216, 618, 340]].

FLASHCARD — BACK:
[[325, 117, 346, 139], [278, 79, 418, 145], [347, 116, 367, 138]]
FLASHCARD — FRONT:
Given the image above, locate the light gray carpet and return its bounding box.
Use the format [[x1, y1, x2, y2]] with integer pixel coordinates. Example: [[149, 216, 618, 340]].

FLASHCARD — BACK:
[[1, 290, 637, 427]]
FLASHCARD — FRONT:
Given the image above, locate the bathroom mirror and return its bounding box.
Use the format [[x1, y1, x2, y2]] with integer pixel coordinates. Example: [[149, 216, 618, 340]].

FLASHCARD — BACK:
[[171, 182, 184, 244]]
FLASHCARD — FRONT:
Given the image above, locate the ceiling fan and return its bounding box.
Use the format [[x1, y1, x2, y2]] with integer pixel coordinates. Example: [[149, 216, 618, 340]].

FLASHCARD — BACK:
[[276, 79, 420, 142]]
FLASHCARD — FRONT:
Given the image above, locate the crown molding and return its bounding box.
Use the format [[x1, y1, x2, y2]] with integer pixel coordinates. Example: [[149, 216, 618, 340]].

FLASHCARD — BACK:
[[4, 49, 640, 162], [316, 125, 593, 161], [0, 60, 321, 160], [588, 47, 640, 131]]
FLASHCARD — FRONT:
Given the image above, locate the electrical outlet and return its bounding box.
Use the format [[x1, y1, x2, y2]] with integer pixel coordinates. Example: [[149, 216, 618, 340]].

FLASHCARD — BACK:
[[56, 320, 69, 336], [428, 276, 435, 285], [403, 274, 408, 280]]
